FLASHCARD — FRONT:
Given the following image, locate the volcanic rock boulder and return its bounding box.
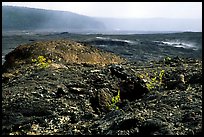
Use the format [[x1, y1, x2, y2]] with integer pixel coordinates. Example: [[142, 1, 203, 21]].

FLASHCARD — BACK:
[[119, 77, 149, 101], [109, 65, 149, 101]]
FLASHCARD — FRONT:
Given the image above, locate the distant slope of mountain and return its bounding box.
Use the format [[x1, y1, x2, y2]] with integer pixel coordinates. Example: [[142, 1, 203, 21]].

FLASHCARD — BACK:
[[95, 17, 202, 32], [2, 6, 105, 31]]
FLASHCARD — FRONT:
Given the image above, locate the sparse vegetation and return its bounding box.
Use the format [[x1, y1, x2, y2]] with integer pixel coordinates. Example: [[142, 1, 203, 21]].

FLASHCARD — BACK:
[[108, 89, 121, 110], [32, 55, 51, 69], [139, 69, 165, 91]]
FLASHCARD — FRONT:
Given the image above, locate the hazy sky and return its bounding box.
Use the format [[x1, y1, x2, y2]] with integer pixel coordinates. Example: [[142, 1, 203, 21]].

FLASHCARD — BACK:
[[2, 2, 202, 19]]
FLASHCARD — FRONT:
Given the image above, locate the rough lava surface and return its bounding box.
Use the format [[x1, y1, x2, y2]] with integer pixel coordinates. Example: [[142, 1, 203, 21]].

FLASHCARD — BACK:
[[2, 40, 202, 135]]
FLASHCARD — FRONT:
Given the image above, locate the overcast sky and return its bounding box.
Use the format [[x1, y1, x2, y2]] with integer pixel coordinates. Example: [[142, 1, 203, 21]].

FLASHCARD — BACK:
[[2, 2, 202, 19]]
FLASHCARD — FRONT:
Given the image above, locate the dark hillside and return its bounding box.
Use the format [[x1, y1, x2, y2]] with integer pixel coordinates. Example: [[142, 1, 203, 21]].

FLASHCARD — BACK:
[[2, 6, 105, 31]]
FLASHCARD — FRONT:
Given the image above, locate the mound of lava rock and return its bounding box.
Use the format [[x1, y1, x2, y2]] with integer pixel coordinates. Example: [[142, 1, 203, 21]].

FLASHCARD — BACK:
[[2, 39, 125, 73], [2, 39, 202, 135]]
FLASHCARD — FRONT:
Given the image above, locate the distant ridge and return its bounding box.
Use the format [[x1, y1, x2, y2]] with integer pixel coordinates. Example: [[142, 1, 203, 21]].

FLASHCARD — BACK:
[[95, 17, 202, 32], [2, 6, 105, 31]]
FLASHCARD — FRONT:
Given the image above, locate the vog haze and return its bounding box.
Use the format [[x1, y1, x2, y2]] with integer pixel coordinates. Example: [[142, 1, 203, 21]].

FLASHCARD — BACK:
[[2, 2, 202, 19]]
